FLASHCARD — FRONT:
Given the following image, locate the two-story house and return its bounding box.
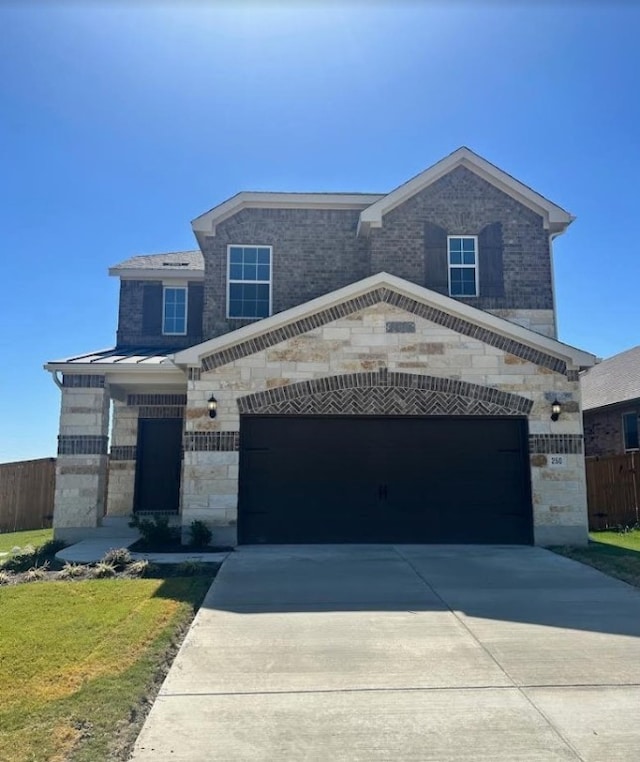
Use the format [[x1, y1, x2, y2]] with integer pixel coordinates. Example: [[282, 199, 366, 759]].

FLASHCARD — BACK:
[[46, 147, 596, 546]]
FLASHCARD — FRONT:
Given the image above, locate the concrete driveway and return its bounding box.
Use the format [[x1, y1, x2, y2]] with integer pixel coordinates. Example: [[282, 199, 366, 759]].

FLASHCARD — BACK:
[[131, 545, 640, 761]]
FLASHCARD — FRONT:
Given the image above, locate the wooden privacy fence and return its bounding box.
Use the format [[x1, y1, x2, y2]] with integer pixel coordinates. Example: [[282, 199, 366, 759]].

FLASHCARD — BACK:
[[0, 458, 56, 533], [586, 453, 640, 530]]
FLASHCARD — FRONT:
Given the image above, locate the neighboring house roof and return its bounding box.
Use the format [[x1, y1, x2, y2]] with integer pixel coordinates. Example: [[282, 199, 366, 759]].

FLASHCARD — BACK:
[[190, 147, 574, 246], [581, 345, 640, 411], [108, 250, 204, 279], [173, 271, 596, 372]]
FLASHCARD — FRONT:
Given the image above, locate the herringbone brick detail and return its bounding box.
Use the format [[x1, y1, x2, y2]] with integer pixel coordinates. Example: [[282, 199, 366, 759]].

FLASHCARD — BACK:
[[238, 370, 533, 416]]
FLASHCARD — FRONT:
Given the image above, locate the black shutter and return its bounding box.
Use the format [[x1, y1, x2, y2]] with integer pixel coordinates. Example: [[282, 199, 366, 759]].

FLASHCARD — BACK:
[[142, 283, 163, 335], [478, 222, 505, 297], [187, 283, 204, 339], [424, 221, 449, 294]]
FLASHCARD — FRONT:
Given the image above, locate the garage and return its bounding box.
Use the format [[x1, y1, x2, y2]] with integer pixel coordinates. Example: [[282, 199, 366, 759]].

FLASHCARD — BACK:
[[238, 415, 533, 545]]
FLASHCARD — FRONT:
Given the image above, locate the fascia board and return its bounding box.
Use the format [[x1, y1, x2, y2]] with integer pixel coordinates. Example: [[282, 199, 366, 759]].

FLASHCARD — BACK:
[[191, 192, 385, 238], [108, 268, 204, 280], [173, 271, 596, 369], [358, 148, 573, 233], [43, 362, 185, 383]]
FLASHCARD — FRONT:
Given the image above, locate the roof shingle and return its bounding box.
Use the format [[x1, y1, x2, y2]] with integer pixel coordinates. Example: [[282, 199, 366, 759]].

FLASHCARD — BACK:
[[581, 345, 640, 411]]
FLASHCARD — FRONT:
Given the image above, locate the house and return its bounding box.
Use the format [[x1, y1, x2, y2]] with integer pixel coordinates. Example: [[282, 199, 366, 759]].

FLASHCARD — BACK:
[[582, 345, 640, 456], [45, 147, 596, 547]]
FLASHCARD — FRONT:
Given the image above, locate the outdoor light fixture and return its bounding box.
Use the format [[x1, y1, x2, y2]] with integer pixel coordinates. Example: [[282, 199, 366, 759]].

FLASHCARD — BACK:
[[207, 394, 218, 419], [551, 399, 562, 422]]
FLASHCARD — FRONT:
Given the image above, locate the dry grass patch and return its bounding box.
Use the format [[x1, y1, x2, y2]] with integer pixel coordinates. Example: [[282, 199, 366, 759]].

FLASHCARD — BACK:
[[553, 530, 640, 589], [0, 574, 215, 762]]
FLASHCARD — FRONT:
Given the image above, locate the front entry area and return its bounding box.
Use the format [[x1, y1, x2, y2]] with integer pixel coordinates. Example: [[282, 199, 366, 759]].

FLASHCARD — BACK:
[[238, 416, 533, 544]]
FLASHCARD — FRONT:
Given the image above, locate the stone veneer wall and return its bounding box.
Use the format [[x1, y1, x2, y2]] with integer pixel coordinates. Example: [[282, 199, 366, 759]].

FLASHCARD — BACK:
[[54, 375, 110, 541], [183, 302, 587, 546]]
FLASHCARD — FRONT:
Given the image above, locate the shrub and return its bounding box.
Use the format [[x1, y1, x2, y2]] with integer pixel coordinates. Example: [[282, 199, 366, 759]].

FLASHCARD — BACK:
[[176, 560, 205, 576], [188, 520, 212, 549], [127, 560, 154, 578], [91, 561, 117, 579], [58, 562, 87, 580], [129, 515, 180, 547], [0, 570, 13, 585], [3, 546, 38, 573], [37, 539, 67, 558], [24, 562, 49, 582], [101, 547, 132, 570]]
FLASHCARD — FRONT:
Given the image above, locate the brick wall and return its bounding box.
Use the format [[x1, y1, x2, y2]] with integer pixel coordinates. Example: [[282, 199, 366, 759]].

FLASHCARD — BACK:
[[584, 405, 639, 456]]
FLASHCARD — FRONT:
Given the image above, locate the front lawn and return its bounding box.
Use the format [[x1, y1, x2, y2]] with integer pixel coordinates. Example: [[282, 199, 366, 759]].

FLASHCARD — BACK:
[[0, 574, 215, 762], [0, 527, 53, 554], [553, 529, 640, 588]]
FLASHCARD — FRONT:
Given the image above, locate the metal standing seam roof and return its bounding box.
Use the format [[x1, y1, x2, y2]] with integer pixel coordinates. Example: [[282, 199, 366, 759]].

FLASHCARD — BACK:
[[47, 347, 181, 366], [581, 345, 640, 411], [109, 250, 204, 272]]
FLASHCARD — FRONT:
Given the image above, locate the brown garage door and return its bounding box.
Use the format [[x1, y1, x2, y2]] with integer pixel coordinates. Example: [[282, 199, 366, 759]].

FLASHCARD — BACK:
[[238, 416, 533, 545]]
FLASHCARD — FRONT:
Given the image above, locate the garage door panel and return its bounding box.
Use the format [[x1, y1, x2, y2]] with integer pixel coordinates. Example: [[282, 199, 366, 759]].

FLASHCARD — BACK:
[[239, 416, 532, 545]]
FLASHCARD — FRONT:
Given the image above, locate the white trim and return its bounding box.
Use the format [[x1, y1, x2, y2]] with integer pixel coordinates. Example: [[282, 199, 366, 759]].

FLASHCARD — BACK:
[[357, 147, 575, 237], [162, 285, 188, 336], [226, 244, 272, 320], [192, 192, 385, 243], [172, 271, 596, 369], [447, 235, 478, 298], [109, 268, 204, 281]]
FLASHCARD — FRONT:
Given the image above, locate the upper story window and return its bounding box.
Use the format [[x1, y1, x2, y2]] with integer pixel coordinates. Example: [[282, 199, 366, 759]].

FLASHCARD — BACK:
[[623, 412, 639, 451], [163, 286, 188, 335], [448, 236, 478, 297], [227, 245, 272, 319]]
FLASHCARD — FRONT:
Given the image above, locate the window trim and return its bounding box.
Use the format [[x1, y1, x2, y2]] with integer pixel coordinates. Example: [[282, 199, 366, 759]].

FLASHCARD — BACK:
[[622, 411, 640, 452], [226, 244, 273, 320], [162, 285, 188, 336], [447, 235, 479, 298]]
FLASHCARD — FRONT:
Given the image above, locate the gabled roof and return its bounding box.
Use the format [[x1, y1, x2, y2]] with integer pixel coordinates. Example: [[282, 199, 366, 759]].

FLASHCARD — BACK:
[[191, 192, 385, 245], [109, 250, 204, 280], [173, 272, 595, 372], [581, 345, 640, 411], [358, 147, 574, 236]]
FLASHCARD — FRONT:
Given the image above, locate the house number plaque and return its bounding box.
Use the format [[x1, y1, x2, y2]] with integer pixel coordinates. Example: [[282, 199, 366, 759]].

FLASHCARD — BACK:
[[549, 455, 567, 468]]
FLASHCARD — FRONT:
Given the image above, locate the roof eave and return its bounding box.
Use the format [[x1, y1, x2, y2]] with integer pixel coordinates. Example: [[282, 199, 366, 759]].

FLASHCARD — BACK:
[[108, 268, 204, 280]]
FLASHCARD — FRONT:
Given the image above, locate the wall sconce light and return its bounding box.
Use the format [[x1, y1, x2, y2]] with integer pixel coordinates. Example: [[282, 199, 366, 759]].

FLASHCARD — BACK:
[[550, 399, 561, 422], [207, 394, 218, 419]]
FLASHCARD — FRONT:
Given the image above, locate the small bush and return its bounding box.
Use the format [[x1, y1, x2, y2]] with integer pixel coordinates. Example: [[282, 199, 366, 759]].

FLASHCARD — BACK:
[[129, 515, 180, 547], [3, 546, 38, 573], [24, 562, 49, 582], [101, 547, 132, 570], [176, 560, 205, 576], [91, 561, 117, 579], [0, 570, 13, 585], [58, 562, 87, 580], [127, 559, 154, 578], [188, 520, 212, 549], [37, 539, 67, 558]]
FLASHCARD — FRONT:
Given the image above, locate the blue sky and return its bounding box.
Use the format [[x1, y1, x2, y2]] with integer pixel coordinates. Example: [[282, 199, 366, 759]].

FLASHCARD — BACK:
[[1, 2, 639, 462]]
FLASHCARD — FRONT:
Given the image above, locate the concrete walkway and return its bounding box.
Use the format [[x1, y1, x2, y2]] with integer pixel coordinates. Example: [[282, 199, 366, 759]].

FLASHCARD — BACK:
[[131, 545, 640, 761]]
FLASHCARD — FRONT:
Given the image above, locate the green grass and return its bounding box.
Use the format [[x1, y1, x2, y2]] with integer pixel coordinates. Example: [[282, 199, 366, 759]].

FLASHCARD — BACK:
[[553, 528, 640, 589], [0, 574, 214, 762], [589, 528, 640, 552], [0, 528, 53, 554]]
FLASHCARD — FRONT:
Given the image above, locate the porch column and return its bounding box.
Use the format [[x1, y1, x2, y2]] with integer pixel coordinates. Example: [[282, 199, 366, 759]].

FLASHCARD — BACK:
[[53, 374, 110, 542]]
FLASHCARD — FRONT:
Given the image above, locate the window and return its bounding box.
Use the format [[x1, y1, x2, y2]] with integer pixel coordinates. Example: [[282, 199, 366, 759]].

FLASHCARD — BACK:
[[163, 287, 187, 335], [448, 236, 478, 297], [227, 245, 272, 319], [623, 413, 639, 451]]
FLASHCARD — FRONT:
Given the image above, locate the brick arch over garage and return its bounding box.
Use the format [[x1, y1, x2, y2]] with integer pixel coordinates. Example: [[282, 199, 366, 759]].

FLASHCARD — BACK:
[[237, 369, 534, 417]]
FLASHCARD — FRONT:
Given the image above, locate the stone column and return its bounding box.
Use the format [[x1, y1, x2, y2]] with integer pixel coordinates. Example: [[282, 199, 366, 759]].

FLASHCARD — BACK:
[[105, 400, 138, 517], [53, 374, 110, 542]]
